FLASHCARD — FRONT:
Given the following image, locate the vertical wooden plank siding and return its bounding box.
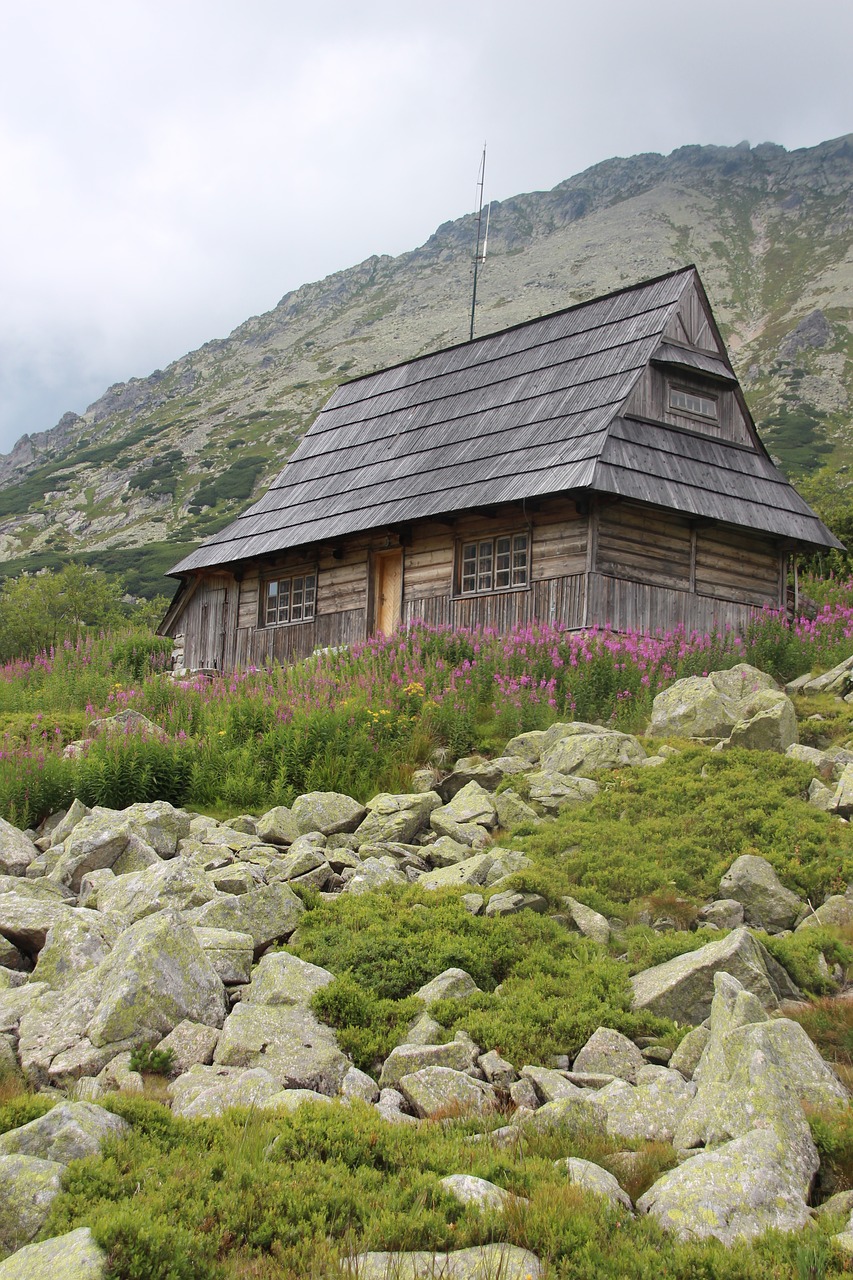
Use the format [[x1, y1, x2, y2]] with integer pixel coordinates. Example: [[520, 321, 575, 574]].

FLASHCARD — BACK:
[[622, 367, 752, 446]]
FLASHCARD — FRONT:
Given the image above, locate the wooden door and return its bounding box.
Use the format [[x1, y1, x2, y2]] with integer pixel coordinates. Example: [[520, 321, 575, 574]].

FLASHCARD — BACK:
[[374, 551, 402, 635]]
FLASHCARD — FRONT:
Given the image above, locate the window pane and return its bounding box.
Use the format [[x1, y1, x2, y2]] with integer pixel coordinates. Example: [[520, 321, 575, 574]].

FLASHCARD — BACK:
[[512, 533, 528, 586], [277, 580, 290, 624], [265, 580, 278, 625], [304, 574, 316, 620], [495, 536, 511, 588], [291, 576, 304, 622], [461, 543, 477, 593], [669, 387, 717, 420], [477, 540, 493, 592]]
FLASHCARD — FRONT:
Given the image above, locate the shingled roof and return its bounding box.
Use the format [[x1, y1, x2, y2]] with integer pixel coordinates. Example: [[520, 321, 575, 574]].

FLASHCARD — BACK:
[[170, 266, 839, 575]]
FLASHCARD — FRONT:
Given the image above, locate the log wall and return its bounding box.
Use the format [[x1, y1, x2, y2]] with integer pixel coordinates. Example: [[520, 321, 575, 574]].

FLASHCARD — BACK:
[[169, 496, 786, 670]]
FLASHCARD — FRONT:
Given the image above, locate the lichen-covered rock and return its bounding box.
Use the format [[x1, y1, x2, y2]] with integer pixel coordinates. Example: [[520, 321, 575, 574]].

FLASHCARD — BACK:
[[192, 927, 254, 984], [797, 894, 853, 931], [168, 1063, 327, 1118], [0, 1227, 107, 1279], [354, 793, 441, 845], [341, 1066, 379, 1103], [0, 898, 67, 953], [478, 1050, 516, 1087], [379, 1041, 477, 1089], [669, 1025, 711, 1079], [414, 969, 480, 1004], [559, 896, 611, 945], [493, 790, 542, 829], [636, 1129, 812, 1244], [718, 855, 802, 931], [524, 771, 599, 815], [290, 791, 366, 836], [598, 1071, 697, 1143], [84, 909, 226, 1051], [540, 731, 646, 777], [120, 801, 192, 856], [111, 833, 162, 875], [439, 1174, 520, 1212], [0, 1154, 65, 1258], [520, 1065, 581, 1104], [440, 756, 533, 799], [556, 1157, 633, 1211], [430, 782, 498, 836], [255, 806, 301, 846], [46, 800, 90, 849], [521, 1092, 607, 1137], [403, 1013, 444, 1045], [96, 860, 217, 923], [648, 664, 778, 741], [49, 812, 135, 890], [675, 1046, 822, 1191], [484, 891, 548, 917], [0, 1102, 128, 1164], [341, 858, 407, 895], [419, 855, 495, 891], [694, 1009, 848, 1111], [30, 911, 121, 989], [243, 951, 334, 1006], [724, 690, 798, 752], [0, 819, 39, 878], [573, 1028, 645, 1084], [397, 1066, 496, 1119], [213, 1002, 348, 1094], [698, 899, 744, 930], [185, 881, 304, 952], [425, 837, 474, 868], [630, 926, 799, 1023], [351, 1245, 542, 1280], [155, 1020, 220, 1073]]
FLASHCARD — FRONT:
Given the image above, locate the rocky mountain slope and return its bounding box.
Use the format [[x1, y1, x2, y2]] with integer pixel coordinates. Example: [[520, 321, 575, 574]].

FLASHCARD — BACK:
[[2, 134, 853, 596]]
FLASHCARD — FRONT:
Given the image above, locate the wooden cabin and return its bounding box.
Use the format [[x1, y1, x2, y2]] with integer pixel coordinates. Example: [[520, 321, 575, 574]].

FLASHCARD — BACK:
[[159, 267, 840, 671]]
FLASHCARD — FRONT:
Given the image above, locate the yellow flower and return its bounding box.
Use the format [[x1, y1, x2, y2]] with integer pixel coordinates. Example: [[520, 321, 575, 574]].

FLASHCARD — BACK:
[[218, 730, 227, 736]]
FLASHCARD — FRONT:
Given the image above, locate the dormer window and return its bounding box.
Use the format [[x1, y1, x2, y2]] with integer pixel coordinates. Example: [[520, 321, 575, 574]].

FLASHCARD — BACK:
[[669, 386, 718, 421]]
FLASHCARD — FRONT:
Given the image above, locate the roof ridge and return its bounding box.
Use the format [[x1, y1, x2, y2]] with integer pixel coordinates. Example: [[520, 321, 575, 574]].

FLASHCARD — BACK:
[[334, 265, 697, 389]]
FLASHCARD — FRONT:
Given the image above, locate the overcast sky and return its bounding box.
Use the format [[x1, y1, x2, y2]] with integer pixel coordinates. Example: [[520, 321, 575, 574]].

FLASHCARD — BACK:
[[1, 0, 852, 457]]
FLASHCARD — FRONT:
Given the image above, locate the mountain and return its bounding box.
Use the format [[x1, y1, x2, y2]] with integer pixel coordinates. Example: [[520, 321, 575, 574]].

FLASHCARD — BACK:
[[2, 134, 853, 597]]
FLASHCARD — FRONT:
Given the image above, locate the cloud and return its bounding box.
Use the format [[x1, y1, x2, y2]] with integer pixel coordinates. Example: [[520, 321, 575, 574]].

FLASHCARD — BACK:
[[0, 0, 851, 453]]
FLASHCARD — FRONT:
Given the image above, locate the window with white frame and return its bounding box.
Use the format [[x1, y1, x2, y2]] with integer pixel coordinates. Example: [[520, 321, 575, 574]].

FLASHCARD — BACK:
[[459, 533, 529, 595], [263, 572, 316, 625], [668, 385, 718, 420]]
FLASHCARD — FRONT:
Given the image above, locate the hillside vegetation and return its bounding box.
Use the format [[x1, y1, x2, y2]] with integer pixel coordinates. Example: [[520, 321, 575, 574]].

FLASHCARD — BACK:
[[2, 135, 853, 596], [4, 596, 853, 1276]]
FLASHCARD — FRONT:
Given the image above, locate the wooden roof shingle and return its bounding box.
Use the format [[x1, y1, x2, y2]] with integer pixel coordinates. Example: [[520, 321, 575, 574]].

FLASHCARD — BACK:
[[171, 266, 839, 574]]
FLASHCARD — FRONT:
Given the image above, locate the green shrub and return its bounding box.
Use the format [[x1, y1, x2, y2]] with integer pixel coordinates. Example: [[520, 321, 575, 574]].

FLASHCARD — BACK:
[[128, 1044, 175, 1076], [297, 889, 673, 1068], [514, 748, 853, 916], [0, 1093, 55, 1135], [759, 927, 853, 995]]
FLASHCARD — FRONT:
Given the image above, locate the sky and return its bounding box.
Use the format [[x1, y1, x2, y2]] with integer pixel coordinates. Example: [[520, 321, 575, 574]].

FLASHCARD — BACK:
[[1, 0, 852, 456]]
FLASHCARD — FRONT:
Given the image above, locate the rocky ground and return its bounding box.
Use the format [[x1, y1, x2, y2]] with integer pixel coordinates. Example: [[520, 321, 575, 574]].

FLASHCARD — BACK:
[[4, 661, 853, 1277]]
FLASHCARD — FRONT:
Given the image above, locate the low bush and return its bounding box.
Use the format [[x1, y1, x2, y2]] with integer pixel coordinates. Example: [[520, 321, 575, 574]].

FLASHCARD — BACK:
[[31, 1095, 846, 1279], [297, 889, 674, 1069], [513, 749, 853, 916]]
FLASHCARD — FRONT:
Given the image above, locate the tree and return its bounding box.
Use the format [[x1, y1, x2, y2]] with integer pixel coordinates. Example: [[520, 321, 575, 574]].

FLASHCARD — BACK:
[[0, 565, 128, 660]]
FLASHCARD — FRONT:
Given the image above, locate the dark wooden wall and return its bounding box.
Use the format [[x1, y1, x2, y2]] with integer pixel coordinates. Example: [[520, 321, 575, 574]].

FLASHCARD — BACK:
[[169, 495, 786, 670]]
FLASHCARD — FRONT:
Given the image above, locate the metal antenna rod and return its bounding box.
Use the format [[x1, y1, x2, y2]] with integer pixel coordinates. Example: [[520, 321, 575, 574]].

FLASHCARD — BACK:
[[469, 143, 487, 341]]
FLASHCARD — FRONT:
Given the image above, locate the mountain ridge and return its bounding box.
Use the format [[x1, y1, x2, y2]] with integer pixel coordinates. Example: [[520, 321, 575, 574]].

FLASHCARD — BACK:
[[2, 133, 853, 594]]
